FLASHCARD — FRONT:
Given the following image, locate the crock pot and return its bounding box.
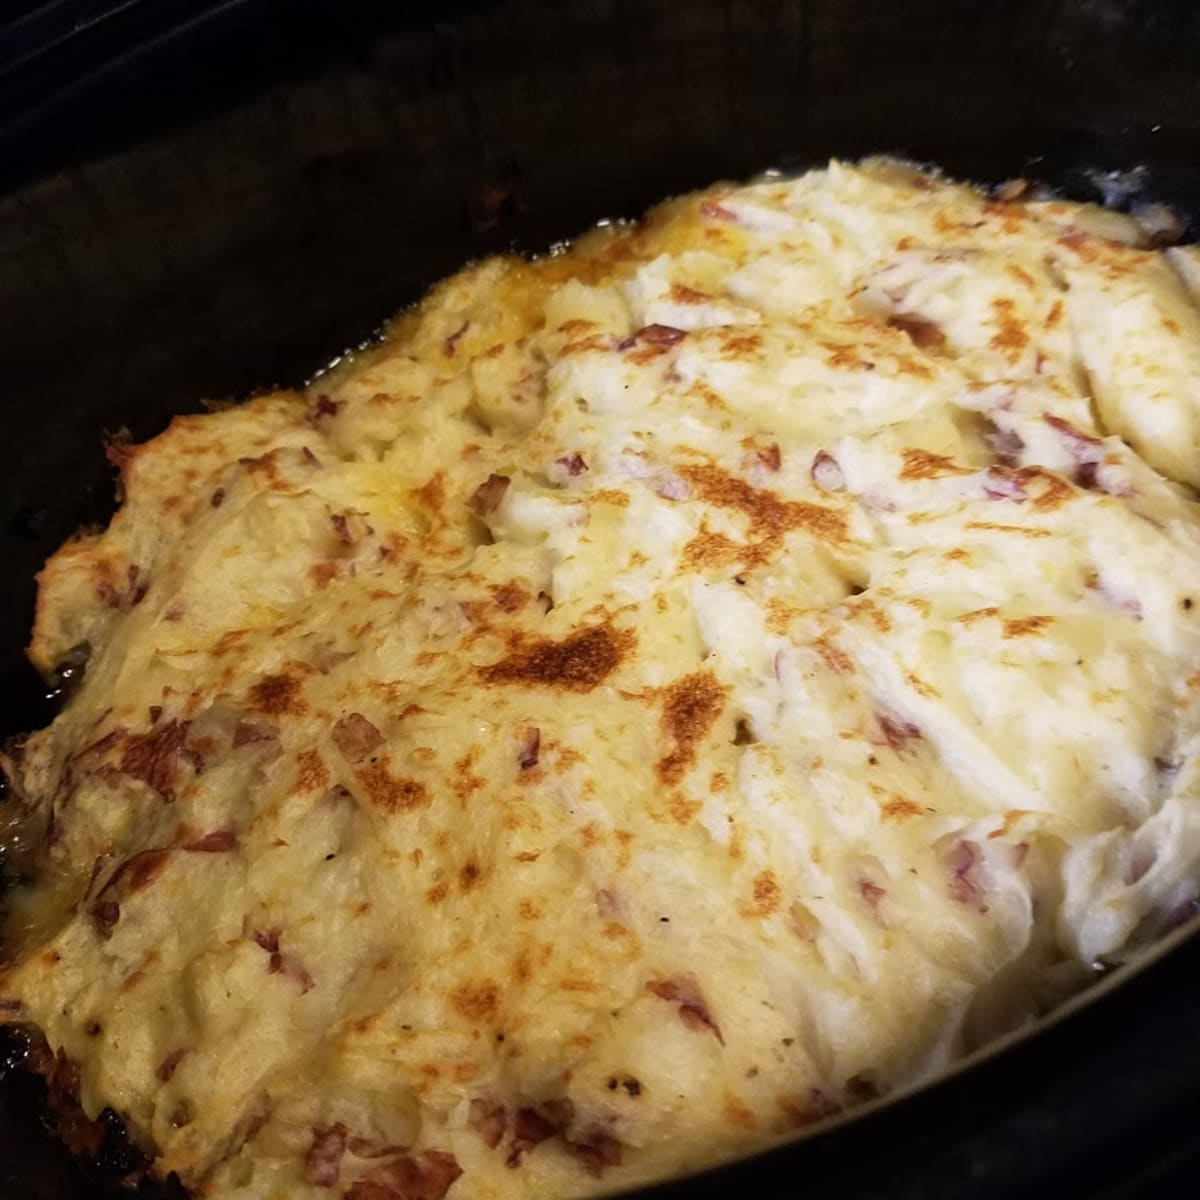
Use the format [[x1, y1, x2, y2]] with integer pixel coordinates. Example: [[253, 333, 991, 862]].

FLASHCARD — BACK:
[[2, 2, 1200, 1197]]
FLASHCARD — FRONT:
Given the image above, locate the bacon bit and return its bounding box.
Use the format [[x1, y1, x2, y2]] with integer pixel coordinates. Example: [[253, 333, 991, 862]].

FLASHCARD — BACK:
[[210, 487, 226, 508], [811, 450, 845, 492], [647, 976, 724, 1044], [517, 726, 541, 770], [777, 1088, 842, 1128], [555, 452, 588, 476], [468, 474, 511, 516], [347, 1150, 463, 1200], [569, 1132, 623, 1178], [981, 466, 1027, 501], [148, 705, 163, 724], [313, 395, 340, 419], [1085, 571, 1143, 619], [332, 713, 385, 764], [596, 888, 623, 919], [946, 839, 989, 913], [306, 1123, 348, 1188], [443, 320, 470, 358], [183, 829, 237, 853], [889, 314, 946, 352], [469, 1100, 508, 1149], [700, 198, 738, 221], [119, 720, 191, 798], [618, 323, 687, 351], [303, 446, 322, 468], [876, 714, 921, 751], [156, 1048, 187, 1082], [507, 1101, 574, 1166]]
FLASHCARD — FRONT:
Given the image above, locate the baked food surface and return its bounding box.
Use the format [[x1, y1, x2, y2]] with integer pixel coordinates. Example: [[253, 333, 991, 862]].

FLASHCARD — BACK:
[[5, 159, 1200, 1199]]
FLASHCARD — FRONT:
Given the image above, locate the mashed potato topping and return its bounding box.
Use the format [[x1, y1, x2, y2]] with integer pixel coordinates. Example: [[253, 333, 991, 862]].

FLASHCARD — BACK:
[[5, 159, 1200, 1199]]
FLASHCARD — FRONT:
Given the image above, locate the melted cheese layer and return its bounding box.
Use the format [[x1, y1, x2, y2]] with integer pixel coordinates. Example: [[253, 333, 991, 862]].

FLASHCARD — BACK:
[[6, 159, 1200, 1200]]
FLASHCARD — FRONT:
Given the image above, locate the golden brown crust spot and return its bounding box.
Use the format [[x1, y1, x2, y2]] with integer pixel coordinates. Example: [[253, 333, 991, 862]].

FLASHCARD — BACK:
[[294, 749, 330, 794], [449, 981, 501, 1023], [480, 623, 635, 693], [249, 673, 308, 716], [354, 758, 429, 813], [899, 449, 971, 481], [988, 297, 1030, 360], [656, 672, 728, 784], [1002, 615, 1055, 638], [747, 870, 781, 917], [881, 797, 924, 821], [680, 464, 848, 562]]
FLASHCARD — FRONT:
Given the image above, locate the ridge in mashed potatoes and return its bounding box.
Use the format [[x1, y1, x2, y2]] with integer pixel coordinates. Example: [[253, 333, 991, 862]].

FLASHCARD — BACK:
[[4, 158, 1200, 1199]]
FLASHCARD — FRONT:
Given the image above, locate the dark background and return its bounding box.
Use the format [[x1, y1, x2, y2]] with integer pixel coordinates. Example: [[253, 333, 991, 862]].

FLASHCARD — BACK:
[[2, 1, 1200, 1196]]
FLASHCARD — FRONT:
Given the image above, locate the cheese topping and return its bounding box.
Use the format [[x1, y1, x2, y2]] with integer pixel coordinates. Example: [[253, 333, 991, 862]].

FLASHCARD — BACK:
[[5, 159, 1200, 1199]]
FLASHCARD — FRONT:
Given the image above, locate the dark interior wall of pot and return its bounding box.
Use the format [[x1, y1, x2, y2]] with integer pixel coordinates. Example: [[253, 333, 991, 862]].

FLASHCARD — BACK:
[[2, 2, 1200, 1196]]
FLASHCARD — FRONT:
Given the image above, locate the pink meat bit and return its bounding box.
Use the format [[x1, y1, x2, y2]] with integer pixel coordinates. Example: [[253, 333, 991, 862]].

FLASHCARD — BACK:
[[347, 1150, 463, 1200], [983, 420, 1024, 465], [468, 1100, 507, 1150], [305, 1123, 348, 1189], [810, 449, 845, 492], [646, 976, 725, 1044], [507, 1101, 574, 1166], [946, 839, 990, 913], [555, 452, 589, 476], [569, 1132, 623, 1178], [875, 714, 922, 752], [182, 829, 237, 853], [517, 726, 541, 770], [617, 323, 687, 351], [980, 466, 1027, 501], [467, 474, 510, 517], [595, 888, 623, 919], [1085, 571, 1143, 619], [443, 320, 470, 358], [333, 713, 385, 763], [699, 198, 738, 222], [858, 878, 887, 917]]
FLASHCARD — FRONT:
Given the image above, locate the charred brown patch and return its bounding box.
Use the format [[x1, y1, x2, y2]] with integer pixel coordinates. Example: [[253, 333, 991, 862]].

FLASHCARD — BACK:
[[450, 980, 501, 1023], [249, 673, 307, 717], [988, 297, 1029, 359], [898, 449, 971, 481], [680, 463, 847, 562], [656, 672, 727, 784], [355, 758, 428, 813], [480, 623, 635, 693], [1002, 614, 1055, 638]]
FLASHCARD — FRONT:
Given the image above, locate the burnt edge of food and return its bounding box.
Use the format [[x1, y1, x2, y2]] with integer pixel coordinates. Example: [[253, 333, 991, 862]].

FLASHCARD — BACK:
[[0, 1024, 182, 1198]]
